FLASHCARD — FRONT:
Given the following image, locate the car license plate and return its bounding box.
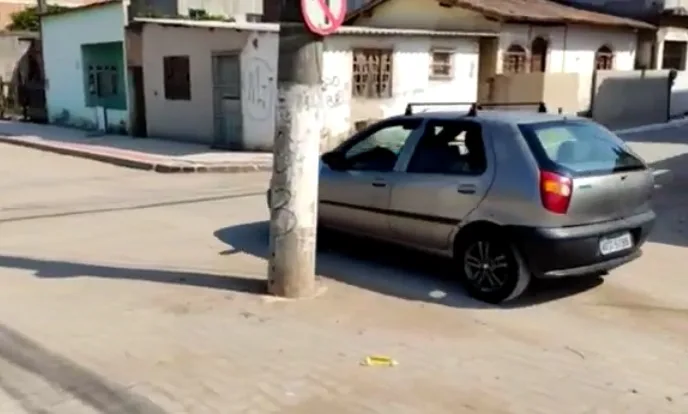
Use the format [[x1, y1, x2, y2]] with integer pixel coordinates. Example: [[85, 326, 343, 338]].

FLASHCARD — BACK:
[[599, 233, 633, 255]]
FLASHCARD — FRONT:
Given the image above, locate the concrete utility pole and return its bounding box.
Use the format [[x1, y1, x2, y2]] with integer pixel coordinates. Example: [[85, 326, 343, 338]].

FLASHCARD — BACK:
[[267, 0, 324, 297]]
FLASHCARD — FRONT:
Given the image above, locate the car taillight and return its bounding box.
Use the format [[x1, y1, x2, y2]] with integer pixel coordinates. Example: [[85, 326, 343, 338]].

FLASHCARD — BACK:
[[540, 170, 572, 214]]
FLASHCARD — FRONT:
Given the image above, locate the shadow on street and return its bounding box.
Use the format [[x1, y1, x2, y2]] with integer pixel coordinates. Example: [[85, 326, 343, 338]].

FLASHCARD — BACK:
[[0, 255, 267, 295], [619, 129, 688, 249], [0, 323, 165, 413], [214, 221, 604, 309]]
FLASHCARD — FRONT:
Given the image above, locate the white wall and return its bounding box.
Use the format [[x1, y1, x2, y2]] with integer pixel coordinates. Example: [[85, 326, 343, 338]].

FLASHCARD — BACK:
[[41, 3, 128, 130], [319, 34, 480, 149], [498, 24, 637, 112], [240, 31, 279, 149]]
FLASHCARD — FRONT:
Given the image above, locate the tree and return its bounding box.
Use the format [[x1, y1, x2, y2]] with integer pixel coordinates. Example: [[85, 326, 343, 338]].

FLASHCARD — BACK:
[[8, 5, 69, 32]]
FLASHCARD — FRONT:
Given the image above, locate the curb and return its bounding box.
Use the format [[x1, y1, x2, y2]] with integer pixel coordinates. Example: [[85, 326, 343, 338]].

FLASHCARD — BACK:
[[0, 136, 272, 173]]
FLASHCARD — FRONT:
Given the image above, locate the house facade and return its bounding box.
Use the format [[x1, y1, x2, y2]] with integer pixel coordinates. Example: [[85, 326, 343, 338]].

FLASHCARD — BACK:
[[41, 0, 129, 131], [132, 18, 496, 150], [348, 0, 652, 113]]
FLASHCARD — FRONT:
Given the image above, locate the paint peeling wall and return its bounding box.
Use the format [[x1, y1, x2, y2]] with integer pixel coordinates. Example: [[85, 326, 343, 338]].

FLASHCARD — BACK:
[[41, 2, 128, 131]]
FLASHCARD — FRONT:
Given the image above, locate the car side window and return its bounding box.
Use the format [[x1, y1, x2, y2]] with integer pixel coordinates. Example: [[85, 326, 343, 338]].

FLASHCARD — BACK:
[[342, 119, 421, 172], [406, 120, 487, 175]]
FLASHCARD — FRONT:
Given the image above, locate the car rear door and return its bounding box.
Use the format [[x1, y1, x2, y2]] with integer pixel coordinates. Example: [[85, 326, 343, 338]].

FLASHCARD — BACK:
[[386, 118, 494, 251], [319, 118, 424, 239]]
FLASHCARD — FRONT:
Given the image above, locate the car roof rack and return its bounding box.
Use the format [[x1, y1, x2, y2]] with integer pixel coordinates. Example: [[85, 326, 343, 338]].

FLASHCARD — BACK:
[[404, 101, 547, 116], [404, 102, 474, 116], [467, 102, 547, 116]]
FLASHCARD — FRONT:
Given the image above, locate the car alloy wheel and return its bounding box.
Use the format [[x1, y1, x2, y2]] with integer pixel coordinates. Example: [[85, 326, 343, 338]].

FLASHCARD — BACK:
[[463, 240, 510, 293]]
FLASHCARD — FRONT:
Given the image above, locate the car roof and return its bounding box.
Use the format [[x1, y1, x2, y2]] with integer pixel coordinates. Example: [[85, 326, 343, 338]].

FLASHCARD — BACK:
[[397, 110, 587, 125]]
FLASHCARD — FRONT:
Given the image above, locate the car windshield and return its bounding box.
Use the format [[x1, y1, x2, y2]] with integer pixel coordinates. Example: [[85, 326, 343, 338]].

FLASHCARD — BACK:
[[518, 120, 645, 176]]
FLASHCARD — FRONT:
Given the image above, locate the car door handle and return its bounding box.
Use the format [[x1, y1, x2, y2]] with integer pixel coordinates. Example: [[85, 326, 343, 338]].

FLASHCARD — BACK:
[[457, 185, 476, 194], [372, 181, 387, 187]]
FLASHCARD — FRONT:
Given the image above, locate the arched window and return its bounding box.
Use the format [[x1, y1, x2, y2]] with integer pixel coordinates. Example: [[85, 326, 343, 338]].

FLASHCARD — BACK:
[[530, 37, 548, 72], [503, 44, 527, 73], [595, 45, 614, 70]]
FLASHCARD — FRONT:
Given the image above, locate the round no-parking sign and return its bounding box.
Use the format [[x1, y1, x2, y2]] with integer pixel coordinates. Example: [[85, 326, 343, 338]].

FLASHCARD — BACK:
[[300, 0, 346, 36]]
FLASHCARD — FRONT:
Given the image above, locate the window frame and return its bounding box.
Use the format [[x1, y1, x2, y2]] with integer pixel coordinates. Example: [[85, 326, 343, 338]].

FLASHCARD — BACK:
[[163, 55, 191, 101], [329, 117, 423, 172], [351, 48, 394, 99], [429, 49, 454, 80], [594, 45, 614, 70], [662, 40, 686, 70], [503, 44, 528, 74], [405, 119, 487, 176], [530, 37, 548, 72]]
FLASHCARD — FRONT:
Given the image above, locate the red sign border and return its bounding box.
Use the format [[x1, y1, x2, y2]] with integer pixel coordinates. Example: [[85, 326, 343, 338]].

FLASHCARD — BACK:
[[300, 0, 346, 36]]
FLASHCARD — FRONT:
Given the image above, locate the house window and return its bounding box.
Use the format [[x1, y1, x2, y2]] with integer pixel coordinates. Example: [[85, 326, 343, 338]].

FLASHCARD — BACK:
[[429, 49, 453, 79], [595, 45, 614, 70], [352, 48, 392, 98], [86, 65, 120, 102], [163, 55, 191, 100], [81, 42, 126, 110], [188, 8, 207, 18], [530, 37, 548, 72], [503, 44, 527, 73], [662, 41, 686, 70]]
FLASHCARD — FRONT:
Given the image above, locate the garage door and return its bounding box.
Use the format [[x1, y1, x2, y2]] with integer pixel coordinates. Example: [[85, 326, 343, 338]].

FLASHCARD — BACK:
[[212, 53, 243, 149]]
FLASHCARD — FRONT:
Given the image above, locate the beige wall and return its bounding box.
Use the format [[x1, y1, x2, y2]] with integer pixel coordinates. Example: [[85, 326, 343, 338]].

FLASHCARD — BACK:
[[141, 24, 251, 143], [591, 70, 671, 130], [483, 72, 579, 114]]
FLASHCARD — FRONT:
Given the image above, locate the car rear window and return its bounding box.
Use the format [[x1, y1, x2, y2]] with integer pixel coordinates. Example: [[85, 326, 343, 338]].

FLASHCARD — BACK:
[[518, 120, 645, 176]]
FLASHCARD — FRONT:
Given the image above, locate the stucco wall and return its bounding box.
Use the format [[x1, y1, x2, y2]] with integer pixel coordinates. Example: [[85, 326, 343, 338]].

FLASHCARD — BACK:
[[499, 24, 637, 113], [141, 24, 278, 147], [350, 0, 639, 115], [592, 70, 671, 129], [141, 23, 481, 151], [321, 34, 480, 149], [41, 3, 128, 130]]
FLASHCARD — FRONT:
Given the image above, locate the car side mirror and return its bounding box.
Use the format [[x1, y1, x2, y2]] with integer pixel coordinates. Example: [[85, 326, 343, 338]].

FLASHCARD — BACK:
[[322, 151, 346, 170]]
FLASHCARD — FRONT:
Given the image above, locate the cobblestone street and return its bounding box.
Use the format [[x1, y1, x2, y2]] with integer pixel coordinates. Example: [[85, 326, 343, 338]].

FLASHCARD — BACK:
[[0, 126, 687, 413]]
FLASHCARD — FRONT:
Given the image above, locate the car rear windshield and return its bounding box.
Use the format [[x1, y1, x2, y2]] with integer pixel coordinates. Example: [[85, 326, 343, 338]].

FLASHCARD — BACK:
[[518, 120, 645, 176]]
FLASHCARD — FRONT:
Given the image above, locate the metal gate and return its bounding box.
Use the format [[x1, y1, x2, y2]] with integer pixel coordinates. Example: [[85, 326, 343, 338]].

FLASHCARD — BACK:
[[212, 53, 243, 149]]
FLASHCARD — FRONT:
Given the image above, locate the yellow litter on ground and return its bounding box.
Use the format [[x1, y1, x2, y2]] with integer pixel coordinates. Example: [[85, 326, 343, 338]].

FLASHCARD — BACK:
[[361, 355, 398, 367]]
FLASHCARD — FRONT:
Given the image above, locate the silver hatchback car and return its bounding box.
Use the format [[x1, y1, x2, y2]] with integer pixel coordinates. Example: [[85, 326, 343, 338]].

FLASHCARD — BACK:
[[270, 102, 656, 304]]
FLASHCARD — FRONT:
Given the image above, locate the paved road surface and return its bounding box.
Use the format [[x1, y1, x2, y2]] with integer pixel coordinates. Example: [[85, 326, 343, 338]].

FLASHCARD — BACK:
[[0, 128, 687, 413]]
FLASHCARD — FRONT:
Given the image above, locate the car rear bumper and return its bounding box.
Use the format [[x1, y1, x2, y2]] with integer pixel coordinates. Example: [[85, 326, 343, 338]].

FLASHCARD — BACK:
[[508, 210, 655, 278]]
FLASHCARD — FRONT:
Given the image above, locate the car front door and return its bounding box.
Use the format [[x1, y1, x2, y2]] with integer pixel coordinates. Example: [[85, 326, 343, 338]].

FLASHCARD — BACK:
[[319, 118, 423, 239], [388, 119, 494, 251]]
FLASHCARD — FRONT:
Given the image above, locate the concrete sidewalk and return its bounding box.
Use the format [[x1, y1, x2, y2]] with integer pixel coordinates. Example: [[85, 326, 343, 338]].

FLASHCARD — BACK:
[[0, 121, 273, 173], [2, 117, 687, 174]]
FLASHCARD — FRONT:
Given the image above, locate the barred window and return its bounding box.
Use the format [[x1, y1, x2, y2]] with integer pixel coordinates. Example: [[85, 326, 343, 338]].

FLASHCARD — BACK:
[[163, 55, 191, 100], [503, 44, 527, 73], [430, 49, 453, 79], [595, 45, 614, 70], [352, 49, 392, 98]]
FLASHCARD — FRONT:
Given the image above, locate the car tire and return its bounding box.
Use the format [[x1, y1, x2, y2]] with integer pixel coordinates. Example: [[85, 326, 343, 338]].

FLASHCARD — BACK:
[[454, 228, 531, 304]]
